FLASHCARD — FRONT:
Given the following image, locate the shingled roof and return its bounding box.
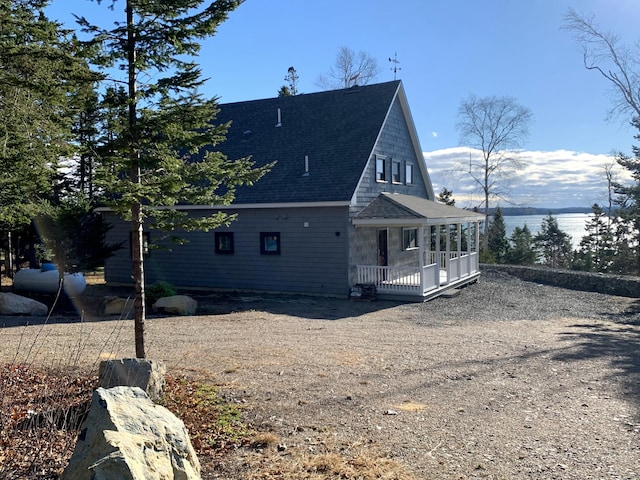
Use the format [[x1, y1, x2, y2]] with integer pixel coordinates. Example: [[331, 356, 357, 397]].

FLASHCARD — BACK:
[[212, 81, 403, 204], [353, 193, 486, 225]]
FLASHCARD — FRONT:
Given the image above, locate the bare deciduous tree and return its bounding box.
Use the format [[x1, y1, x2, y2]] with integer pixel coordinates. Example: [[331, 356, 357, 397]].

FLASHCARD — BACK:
[[316, 46, 380, 89], [456, 94, 533, 245], [563, 9, 640, 120]]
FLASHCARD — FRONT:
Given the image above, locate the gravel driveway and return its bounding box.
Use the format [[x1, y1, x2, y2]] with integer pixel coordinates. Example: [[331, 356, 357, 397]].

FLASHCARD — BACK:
[[1, 269, 639, 478]]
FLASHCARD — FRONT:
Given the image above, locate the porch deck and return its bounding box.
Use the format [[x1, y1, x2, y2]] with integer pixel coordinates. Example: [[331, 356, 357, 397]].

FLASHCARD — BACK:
[[355, 252, 480, 302]]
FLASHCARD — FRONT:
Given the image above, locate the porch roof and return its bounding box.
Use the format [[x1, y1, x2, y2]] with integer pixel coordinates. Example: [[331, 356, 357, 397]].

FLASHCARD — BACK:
[[352, 193, 485, 226]]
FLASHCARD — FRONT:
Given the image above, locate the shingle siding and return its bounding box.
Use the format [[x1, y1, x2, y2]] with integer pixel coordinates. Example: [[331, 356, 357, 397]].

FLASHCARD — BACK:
[[354, 97, 430, 208]]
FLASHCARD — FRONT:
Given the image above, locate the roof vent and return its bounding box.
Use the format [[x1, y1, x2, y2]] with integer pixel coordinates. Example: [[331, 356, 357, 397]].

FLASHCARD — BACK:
[[303, 155, 309, 176], [275, 108, 282, 127]]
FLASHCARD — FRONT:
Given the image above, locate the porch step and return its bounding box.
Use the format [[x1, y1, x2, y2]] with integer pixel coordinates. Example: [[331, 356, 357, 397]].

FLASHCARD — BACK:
[[440, 288, 461, 299]]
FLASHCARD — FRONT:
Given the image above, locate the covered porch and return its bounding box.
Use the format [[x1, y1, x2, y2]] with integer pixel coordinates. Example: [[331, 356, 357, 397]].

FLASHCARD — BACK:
[[351, 193, 485, 301]]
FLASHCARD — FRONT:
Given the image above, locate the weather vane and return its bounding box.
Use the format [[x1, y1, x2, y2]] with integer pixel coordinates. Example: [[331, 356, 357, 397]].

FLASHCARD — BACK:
[[388, 52, 401, 80]]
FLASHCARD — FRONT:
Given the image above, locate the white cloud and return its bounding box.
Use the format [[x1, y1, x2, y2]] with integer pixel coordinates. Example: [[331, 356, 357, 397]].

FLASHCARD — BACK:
[[431, 131, 438, 138], [423, 147, 628, 209]]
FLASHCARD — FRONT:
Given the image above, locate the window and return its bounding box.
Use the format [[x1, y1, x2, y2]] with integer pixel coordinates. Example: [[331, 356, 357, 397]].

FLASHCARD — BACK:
[[403, 227, 418, 250], [215, 232, 234, 254], [260, 232, 281, 255], [392, 160, 401, 183], [375, 155, 386, 182], [405, 163, 414, 185]]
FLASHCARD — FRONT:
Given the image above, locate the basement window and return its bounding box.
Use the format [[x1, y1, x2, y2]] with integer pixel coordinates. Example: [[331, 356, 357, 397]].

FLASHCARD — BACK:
[[215, 232, 234, 254], [403, 227, 418, 250], [375, 155, 387, 182]]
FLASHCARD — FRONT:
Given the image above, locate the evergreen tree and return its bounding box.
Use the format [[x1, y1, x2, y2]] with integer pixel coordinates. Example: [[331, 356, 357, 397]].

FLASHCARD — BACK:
[[573, 204, 614, 272], [77, 0, 271, 358], [0, 0, 94, 231], [35, 196, 122, 276], [277, 66, 299, 96], [505, 224, 536, 265], [486, 207, 509, 263], [437, 187, 455, 206], [533, 213, 573, 268], [612, 118, 640, 275]]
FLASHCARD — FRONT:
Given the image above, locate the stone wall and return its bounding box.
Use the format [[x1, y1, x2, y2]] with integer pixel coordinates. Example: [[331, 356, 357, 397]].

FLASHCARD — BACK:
[[481, 264, 640, 298]]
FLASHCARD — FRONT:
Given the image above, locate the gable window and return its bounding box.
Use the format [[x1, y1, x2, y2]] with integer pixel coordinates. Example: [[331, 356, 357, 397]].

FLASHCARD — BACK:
[[260, 232, 281, 255], [375, 155, 386, 182], [403, 227, 418, 250], [215, 232, 234, 254], [405, 163, 414, 185], [392, 160, 401, 183]]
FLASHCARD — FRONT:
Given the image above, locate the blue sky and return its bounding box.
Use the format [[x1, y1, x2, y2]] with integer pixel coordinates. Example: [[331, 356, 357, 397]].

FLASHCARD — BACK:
[[47, 0, 640, 208]]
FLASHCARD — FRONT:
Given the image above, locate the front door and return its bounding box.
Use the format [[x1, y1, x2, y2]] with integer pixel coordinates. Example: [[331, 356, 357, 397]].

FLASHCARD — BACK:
[[377, 229, 388, 267]]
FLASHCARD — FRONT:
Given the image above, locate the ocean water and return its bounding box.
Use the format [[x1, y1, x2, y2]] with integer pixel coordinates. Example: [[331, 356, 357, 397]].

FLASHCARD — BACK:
[[502, 213, 594, 248]]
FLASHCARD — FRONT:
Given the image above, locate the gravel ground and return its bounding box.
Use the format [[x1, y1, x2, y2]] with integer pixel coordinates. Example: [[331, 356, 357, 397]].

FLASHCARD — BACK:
[[1, 269, 639, 479]]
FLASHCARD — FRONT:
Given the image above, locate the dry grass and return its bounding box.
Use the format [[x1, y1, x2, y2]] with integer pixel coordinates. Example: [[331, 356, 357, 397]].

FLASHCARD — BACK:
[[238, 440, 420, 480], [1, 365, 419, 479]]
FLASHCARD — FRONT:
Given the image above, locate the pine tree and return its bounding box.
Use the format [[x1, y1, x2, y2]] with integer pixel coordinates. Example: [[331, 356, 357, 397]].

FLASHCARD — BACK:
[[533, 213, 573, 268], [0, 0, 94, 231], [505, 224, 536, 265], [77, 0, 271, 358], [486, 207, 509, 263], [612, 118, 640, 275], [574, 204, 614, 272], [437, 187, 455, 206]]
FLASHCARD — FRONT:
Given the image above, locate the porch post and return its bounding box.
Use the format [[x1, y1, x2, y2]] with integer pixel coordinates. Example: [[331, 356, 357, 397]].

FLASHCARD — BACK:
[[435, 223, 441, 287], [457, 222, 462, 278], [445, 223, 451, 283], [475, 220, 480, 271], [419, 224, 425, 293], [466, 222, 472, 273]]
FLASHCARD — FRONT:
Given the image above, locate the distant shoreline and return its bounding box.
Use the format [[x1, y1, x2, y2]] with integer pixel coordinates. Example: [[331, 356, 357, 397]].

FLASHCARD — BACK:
[[486, 207, 593, 216]]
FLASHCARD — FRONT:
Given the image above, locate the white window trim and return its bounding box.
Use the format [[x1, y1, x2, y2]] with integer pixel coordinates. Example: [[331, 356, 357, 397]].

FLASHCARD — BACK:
[[405, 162, 414, 185], [402, 227, 419, 251], [392, 159, 401, 184], [375, 154, 387, 183]]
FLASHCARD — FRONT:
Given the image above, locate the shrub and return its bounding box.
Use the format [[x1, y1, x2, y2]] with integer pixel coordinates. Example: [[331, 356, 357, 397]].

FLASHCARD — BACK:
[[146, 281, 176, 305]]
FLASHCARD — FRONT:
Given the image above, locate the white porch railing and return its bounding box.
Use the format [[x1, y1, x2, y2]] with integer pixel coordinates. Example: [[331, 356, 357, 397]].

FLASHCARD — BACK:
[[356, 251, 479, 297], [426, 251, 459, 268], [356, 264, 440, 295]]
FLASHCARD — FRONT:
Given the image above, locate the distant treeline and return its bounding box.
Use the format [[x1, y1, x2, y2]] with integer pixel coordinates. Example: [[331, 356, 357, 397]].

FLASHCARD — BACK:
[[486, 206, 595, 216]]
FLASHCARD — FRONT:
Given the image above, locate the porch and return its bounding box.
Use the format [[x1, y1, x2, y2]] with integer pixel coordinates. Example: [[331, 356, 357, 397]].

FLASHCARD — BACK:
[[351, 193, 485, 302], [356, 251, 480, 302]]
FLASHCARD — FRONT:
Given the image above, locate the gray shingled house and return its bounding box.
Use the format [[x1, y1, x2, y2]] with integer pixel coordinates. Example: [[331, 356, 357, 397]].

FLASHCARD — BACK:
[[101, 80, 483, 301]]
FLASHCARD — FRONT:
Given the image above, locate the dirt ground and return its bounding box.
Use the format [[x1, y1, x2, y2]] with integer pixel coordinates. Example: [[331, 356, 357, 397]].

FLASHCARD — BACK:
[[1, 270, 639, 479]]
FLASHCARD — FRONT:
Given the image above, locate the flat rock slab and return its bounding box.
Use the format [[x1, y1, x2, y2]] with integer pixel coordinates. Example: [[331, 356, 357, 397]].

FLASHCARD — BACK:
[[99, 358, 166, 402]]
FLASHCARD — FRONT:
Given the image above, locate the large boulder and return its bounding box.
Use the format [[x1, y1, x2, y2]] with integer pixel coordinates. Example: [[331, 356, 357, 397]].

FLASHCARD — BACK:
[[62, 386, 201, 480], [99, 358, 166, 402], [0, 292, 48, 316], [152, 295, 197, 316]]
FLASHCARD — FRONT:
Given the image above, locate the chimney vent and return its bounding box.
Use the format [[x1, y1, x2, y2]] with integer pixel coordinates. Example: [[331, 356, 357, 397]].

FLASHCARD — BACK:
[[276, 108, 282, 127]]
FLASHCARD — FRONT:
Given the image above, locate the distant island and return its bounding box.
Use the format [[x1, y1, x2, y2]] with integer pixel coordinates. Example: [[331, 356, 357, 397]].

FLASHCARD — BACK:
[[485, 206, 594, 216]]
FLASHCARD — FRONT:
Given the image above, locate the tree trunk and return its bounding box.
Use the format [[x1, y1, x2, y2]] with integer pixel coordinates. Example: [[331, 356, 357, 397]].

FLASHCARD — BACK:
[[127, 0, 146, 359]]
